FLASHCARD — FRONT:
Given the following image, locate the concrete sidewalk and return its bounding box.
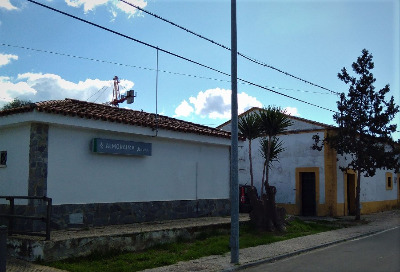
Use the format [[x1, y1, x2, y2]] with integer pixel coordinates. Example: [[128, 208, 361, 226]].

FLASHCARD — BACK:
[[5, 210, 400, 272], [144, 210, 400, 272]]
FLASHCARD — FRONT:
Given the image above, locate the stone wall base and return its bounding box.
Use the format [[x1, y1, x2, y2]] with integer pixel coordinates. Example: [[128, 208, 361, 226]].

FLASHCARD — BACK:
[[7, 219, 234, 262], [1, 199, 230, 231]]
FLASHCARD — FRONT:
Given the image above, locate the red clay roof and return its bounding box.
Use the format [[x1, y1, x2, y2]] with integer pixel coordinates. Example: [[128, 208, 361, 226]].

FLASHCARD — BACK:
[[0, 99, 232, 139]]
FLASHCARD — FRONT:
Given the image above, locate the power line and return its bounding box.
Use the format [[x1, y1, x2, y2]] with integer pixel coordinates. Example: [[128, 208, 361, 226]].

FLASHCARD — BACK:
[[27, 0, 230, 78], [0, 43, 333, 95], [86, 86, 108, 102], [25, 0, 337, 113], [238, 78, 337, 113], [1, 42, 336, 112], [93, 86, 110, 103], [0, 43, 229, 83], [120, 0, 339, 96]]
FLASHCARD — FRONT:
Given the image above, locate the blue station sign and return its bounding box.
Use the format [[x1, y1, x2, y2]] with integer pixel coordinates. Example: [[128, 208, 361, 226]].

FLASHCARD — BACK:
[[91, 138, 152, 156]]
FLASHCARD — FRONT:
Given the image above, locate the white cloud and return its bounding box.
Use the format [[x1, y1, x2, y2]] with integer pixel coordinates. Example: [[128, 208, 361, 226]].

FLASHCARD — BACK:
[[0, 0, 18, 10], [174, 100, 193, 117], [0, 73, 134, 107], [0, 76, 36, 103], [65, 0, 147, 17], [0, 53, 18, 67], [175, 88, 262, 119], [284, 106, 300, 117], [115, 0, 147, 18], [65, 0, 108, 13]]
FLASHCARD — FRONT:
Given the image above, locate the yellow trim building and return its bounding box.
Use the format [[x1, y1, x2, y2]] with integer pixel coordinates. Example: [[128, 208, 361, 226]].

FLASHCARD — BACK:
[[219, 107, 399, 216]]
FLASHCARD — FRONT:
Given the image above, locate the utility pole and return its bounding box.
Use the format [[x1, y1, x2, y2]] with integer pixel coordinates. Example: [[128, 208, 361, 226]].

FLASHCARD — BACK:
[[230, 0, 239, 264]]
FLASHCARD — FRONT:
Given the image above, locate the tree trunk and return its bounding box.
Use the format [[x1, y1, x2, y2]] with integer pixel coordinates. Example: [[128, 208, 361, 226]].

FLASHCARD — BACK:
[[355, 170, 361, 220], [264, 136, 272, 194], [249, 139, 254, 188], [261, 162, 266, 196]]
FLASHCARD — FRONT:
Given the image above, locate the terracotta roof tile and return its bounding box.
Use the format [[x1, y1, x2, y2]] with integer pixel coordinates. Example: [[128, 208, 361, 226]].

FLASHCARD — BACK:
[[0, 99, 232, 139]]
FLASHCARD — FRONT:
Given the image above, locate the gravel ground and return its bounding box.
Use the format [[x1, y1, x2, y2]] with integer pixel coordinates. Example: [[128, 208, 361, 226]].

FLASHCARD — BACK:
[[5, 210, 400, 272]]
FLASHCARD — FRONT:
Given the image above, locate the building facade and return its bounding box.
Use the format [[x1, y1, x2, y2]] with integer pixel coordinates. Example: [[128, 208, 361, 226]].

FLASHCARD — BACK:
[[219, 107, 400, 216], [0, 99, 232, 229]]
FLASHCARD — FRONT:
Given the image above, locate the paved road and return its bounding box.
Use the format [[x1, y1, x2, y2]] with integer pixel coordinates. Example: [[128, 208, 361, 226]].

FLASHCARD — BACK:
[[244, 227, 400, 272]]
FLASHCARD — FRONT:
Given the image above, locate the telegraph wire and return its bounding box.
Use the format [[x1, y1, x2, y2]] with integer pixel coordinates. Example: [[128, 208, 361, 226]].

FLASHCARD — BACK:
[[93, 86, 110, 103], [237, 77, 337, 113], [0, 42, 335, 112], [237, 54, 340, 95], [24, 1, 337, 113], [0, 43, 332, 95], [120, 0, 339, 96], [27, 0, 231, 78], [0, 43, 229, 83], [86, 86, 107, 102]]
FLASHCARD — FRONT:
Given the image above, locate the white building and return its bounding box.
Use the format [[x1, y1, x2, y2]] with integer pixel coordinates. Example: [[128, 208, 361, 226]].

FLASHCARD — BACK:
[[0, 99, 232, 229], [219, 107, 400, 216]]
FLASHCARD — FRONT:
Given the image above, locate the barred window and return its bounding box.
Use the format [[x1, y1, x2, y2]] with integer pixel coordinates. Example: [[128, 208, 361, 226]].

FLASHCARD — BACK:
[[386, 172, 393, 190], [0, 151, 6, 167]]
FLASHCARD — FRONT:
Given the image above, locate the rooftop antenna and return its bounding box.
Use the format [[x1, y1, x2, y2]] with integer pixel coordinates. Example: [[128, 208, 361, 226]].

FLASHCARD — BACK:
[[110, 76, 137, 107]]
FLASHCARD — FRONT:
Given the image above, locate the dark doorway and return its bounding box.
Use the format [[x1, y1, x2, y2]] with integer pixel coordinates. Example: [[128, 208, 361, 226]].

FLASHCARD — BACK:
[[346, 174, 356, 216], [301, 172, 316, 216]]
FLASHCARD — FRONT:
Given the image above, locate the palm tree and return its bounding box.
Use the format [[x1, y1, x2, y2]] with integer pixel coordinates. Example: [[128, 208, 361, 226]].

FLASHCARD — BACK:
[[238, 112, 261, 188], [258, 106, 292, 192], [259, 137, 285, 195]]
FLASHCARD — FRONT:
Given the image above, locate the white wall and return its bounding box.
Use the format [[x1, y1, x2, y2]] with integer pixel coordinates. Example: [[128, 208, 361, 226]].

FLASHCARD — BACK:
[[47, 125, 230, 205], [360, 169, 398, 202], [239, 132, 325, 204], [336, 155, 398, 203], [0, 124, 30, 204]]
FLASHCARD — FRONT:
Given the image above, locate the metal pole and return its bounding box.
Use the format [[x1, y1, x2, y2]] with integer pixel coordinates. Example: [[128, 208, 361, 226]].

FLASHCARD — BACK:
[[0, 225, 7, 272], [8, 198, 14, 237], [230, 0, 239, 264]]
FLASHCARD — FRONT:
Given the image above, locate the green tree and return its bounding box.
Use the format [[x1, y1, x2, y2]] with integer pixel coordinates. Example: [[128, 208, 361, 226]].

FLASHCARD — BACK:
[[1, 98, 32, 110], [259, 137, 285, 195], [238, 112, 261, 188], [258, 106, 292, 194], [313, 49, 399, 220]]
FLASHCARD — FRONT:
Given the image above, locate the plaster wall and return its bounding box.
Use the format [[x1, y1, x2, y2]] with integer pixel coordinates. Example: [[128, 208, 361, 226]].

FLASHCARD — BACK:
[[238, 131, 325, 205], [47, 125, 230, 205], [286, 118, 326, 131], [336, 155, 398, 203], [0, 124, 30, 203], [360, 169, 398, 202]]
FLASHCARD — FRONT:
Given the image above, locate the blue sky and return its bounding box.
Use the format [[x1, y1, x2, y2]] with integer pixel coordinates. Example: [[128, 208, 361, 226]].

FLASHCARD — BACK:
[[0, 0, 399, 139]]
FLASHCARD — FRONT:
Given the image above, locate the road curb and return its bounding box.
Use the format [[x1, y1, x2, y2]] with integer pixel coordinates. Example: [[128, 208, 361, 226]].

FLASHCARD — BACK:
[[223, 227, 398, 272]]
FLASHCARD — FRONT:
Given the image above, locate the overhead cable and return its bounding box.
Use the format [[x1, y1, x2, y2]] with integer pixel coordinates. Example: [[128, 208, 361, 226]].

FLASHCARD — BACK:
[[237, 78, 337, 113], [0, 43, 229, 83], [27, 0, 230, 79], [1, 43, 333, 95], [25, 0, 337, 113], [120, 0, 339, 95], [86, 86, 107, 102]]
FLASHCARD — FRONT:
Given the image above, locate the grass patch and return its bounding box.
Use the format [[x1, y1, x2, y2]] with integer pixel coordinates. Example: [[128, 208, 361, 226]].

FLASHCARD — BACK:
[[46, 218, 339, 272]]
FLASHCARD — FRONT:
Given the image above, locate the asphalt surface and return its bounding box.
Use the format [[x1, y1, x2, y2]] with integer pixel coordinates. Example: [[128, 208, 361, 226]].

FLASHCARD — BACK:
[[4, 210, 400, 272], [243, 227, 400, 272]]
